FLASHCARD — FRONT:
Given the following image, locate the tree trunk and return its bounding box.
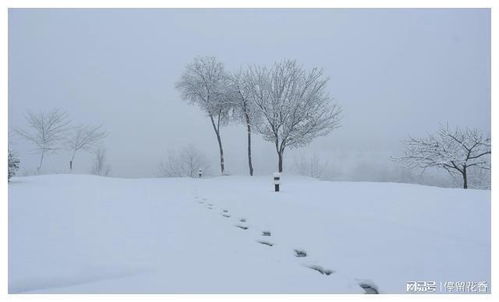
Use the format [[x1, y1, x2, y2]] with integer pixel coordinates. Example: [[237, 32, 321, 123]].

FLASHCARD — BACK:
[[216, 131, 224, 175], [462, 166, 468, 189], [275, 139, 284, 173], [245, 113, 254, 176], [70, 151, 76, 172], [278, 151, 283, 173], [209, 115, 225, 175], [37, 151, 45, 174]]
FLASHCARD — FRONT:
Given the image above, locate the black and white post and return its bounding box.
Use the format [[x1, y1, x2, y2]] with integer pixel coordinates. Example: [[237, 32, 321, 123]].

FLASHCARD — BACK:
[[273, 172, 280, 192], [198, 169, 203, 178]]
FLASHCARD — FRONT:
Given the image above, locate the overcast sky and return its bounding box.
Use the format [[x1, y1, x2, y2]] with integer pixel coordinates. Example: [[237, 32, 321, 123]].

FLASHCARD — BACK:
[[8, 9, 490, 178]]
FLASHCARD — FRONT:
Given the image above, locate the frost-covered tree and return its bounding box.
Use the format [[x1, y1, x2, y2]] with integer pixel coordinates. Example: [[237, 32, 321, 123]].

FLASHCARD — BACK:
[[176, 56, 231, 175], [15, 109, 71, 173], [399, 125, 491, 189], [66, 124, 107, 171], [8, 150, 20, 181], [91, 148, 111, 176], [227, 70, 262, 176], [246, 59, 342, 172], [158, 145, 210, 178]]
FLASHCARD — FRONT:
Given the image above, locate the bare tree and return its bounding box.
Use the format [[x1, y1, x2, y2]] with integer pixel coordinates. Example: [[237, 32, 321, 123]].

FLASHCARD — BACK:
[[227, 70, 262, 176], [91, 148, 111, 176], [182, 146, 211, 177], [176, 56, 231, 175], [15, 109, 71, 173], [159, 151, 183, 177], [246, 59, 342, 172], [159, 145, 210, 178], [292, 153, 328, 179], [398, 125, 491, 189], [66, 124, 107, 171]]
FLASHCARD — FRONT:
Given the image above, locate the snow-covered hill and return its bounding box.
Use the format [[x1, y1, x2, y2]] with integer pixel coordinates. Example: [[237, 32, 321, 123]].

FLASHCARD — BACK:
[[8, 175, 490, 293]]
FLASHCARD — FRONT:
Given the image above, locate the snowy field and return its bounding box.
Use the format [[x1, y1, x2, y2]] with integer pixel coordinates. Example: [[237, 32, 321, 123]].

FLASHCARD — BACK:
[[8, 175, 490, 294]]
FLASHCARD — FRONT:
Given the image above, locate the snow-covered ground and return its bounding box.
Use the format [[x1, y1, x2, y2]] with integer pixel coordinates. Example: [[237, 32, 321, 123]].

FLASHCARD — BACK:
[[8, 174, 490, 293]]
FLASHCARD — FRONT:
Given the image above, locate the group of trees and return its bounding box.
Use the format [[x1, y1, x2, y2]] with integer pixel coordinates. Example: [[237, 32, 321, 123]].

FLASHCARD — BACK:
[[176, 56, 342, 175], [13, 109, 108, 175], [176, 56, 490, 188]]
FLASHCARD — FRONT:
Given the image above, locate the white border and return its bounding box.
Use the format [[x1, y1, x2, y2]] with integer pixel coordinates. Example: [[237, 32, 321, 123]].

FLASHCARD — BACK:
[[1, 1, 496, 302]]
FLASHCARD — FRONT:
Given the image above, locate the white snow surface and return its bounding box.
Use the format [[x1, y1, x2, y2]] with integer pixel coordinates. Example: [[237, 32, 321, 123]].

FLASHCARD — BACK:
[[9, 174, 490, 293]]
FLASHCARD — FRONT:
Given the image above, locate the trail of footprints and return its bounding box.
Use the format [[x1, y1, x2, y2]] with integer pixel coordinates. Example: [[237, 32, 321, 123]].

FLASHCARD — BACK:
[[194, 195, 379, 294]]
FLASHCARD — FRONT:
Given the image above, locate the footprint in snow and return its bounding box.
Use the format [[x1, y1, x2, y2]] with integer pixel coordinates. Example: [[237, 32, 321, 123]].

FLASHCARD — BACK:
[[235, 225, 248, 230], [307, 265, 334, 276], [294, 249, 307, 257], [222, 209, 228, 213], [257, 240, 273, 247], [222, 214, 231, 218], [262, 231, 271, 236], [240, 218, 246, 223], [358, 281, 379, 294]]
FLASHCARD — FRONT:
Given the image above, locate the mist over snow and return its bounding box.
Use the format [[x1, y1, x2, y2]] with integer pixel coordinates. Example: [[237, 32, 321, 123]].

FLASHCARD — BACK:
[[8, 9, 490, 187]]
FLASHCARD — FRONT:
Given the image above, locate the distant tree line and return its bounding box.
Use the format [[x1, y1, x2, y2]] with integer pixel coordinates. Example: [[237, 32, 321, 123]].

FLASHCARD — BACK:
[[12, 109, 109, 176], [9, 60, 490, 190]]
